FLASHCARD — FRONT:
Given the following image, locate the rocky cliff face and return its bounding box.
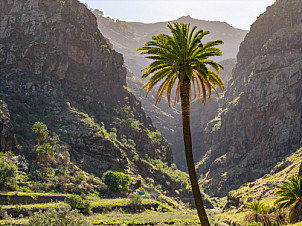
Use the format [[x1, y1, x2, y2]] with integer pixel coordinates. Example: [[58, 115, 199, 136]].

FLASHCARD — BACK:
[[196, 0, 302, 196], [0, 100, 14, 152], [0, 0, 180, 194]]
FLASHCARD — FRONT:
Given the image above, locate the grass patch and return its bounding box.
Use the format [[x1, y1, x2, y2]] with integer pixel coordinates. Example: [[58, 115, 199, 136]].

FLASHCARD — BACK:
[[88, 211, 199, 224], [215, 208, 246, 225], [90, 198, 153, 207], [2, 202, 66, 209], [0, 192, 67, 197]]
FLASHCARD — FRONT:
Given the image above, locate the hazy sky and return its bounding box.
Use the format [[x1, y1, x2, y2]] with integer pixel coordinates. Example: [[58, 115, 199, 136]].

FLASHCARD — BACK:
[[79, 0, 276, 30]]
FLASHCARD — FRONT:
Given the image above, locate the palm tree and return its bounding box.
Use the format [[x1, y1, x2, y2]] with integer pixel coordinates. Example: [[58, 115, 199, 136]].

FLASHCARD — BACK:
[[274, 176, 302, 223], [32, 122, 49, 145], [246, 200, 269, 223], [36, 143, 54, 166], [137, 22, 224, 225]]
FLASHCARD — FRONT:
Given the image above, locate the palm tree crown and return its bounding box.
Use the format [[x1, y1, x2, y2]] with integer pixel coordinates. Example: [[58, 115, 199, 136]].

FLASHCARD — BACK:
[[274, 176, 302, 223], [137, 22, 224, 106], [32, 122, 49, 145]]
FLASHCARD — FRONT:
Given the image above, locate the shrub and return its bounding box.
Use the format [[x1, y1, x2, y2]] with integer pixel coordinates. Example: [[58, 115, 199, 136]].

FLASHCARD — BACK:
[[128, 194, 143, 212], [103, 170, 131, 192], [0, 154, 18, 190], [65, 195, 91, 215], [0, 206, 7, 220], [29, 206, 92, 226]]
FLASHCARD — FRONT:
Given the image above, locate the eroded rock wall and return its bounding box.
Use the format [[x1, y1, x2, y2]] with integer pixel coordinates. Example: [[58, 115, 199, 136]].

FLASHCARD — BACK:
[[196, 0, 302, 196]]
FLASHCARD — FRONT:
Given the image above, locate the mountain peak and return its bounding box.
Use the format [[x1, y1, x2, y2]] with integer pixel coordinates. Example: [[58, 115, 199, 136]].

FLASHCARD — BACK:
[[175, 15, 194, 22]]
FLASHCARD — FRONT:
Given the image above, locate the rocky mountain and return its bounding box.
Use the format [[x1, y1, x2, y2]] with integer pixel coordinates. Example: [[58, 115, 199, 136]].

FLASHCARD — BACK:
[[93, 12, 247, 170], [195, 0, 302, 197], [0, 0, 195, 199]]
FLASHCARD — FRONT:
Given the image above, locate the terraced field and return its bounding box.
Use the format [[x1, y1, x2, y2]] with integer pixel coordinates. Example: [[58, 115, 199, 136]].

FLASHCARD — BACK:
[[0, 193, 203, 225]]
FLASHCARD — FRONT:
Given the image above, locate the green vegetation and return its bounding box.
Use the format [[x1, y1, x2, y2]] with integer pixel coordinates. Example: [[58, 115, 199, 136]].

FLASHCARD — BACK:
[[128, 194, 143, 211], [68, 104, 114, 142], [35, 143, 54, 166], [65, 195, 92, 215], [137, 22, 224, 225], [215, 149, 302, 225], [102, 170, 131, 192], [228, 91, 244, 106], [0, 152, 18, 190], [32, 122, 49, 145], [2, 126, 302, 225], [247, 200, 269, 215], [146, 129, 163, 145], [88, 211, 200, 225], [245, 200, 270, 223], [274, 176, 302, 223], [1, 122, 107, 195], [28, 206, 92, 226]]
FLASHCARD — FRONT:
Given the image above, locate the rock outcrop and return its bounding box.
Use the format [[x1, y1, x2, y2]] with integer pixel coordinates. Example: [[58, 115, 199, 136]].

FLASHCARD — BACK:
[[0, 100, 14, 152], [196, 0, 302, 196], [0, 0, 178, 194]]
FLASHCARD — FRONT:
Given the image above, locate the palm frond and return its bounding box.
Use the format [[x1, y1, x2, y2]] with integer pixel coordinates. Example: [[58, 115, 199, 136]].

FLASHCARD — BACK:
[[137, 22, 224, 106], [274, 177, 302, 223]]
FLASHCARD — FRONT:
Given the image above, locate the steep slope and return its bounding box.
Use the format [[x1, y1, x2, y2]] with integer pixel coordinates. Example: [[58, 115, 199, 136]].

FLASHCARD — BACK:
[[93, 12, 246, 170], [218, 147, 302, 225], [196, 0, 302, 197], [0, 0, 194, 198]]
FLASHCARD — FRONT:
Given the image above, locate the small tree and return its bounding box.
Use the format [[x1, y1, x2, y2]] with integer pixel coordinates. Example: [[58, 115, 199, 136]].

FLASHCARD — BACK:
[[103, 171, 131, 192], [32, 122, 49, 145], [0, 154, 18, 190]]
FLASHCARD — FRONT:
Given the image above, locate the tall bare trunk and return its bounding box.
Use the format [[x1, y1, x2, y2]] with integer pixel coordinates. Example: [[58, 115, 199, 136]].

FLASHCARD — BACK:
[[180, 76, 210, 225]]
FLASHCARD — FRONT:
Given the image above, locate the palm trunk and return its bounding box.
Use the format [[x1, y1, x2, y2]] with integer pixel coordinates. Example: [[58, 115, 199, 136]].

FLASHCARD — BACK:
[[180, 76, 210, 225]]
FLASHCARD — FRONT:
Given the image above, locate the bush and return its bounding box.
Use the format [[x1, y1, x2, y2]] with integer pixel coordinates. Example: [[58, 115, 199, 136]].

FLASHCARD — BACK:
[[128, 194, 142, 212], [103, 170, 131, 192], [0, 206, 7, 220], [65, 195, 91, 215], [29, 206, 92, 226], [0, 153, 18, 190]]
